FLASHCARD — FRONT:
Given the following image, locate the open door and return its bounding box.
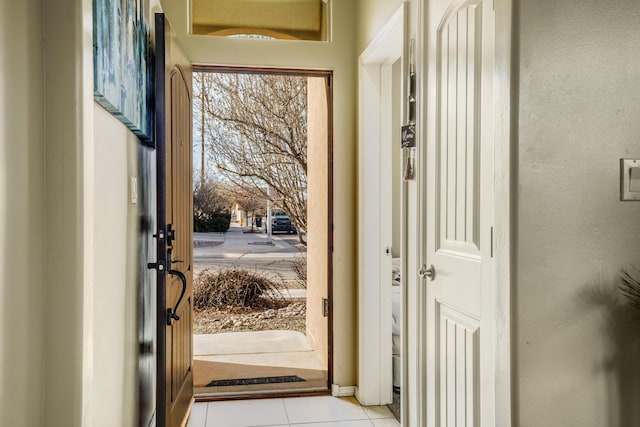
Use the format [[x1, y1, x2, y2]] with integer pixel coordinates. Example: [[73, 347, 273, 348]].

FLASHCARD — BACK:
[[154, 13, 194, 427], [424, 0, 496, 425]]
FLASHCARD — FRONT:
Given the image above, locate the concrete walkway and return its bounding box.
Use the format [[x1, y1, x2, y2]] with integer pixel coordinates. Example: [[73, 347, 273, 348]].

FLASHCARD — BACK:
[[193, 330, 324, 374], [194, 222, 302, 257], [193, 331, 326, 392], [194, 330, 312, 356], [193, 222, 307, 283]]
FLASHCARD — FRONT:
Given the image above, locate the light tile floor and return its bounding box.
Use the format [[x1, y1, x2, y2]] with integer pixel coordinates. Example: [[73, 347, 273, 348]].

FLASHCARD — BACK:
[[188, 395, 400, 427]]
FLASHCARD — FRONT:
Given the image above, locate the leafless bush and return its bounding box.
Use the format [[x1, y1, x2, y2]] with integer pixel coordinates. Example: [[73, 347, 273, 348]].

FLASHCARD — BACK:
[[290, 255, 307, 289], [620, 265, 640, 311], [194, 268, 284, 309]]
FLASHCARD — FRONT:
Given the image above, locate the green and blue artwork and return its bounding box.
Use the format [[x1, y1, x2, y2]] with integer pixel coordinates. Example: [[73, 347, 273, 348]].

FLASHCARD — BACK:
[[93, 0, 153, 143]]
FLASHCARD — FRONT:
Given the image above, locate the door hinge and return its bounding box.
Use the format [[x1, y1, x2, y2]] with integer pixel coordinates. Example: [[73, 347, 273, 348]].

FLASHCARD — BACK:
[[322, 298, 330, 317]]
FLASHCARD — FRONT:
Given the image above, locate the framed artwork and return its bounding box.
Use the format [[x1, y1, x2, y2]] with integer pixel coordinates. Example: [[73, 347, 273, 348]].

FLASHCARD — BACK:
[[93, 0, 153, 144]]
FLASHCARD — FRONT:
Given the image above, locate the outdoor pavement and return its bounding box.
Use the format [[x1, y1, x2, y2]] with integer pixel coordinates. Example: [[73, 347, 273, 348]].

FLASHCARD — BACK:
[[193, 331, 323, 373], [193, 330, 327, 396], [194, 330, 312, 356], [193, 222, 306, 282], [194, 222, 303, 255]]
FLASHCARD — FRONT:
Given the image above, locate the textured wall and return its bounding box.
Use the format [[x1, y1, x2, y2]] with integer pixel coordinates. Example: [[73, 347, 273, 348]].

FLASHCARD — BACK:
[[516, 1, 640, 425], [357, 0, 403, 52], [91, 104, 142, 427], [0, 1, 45, 426]]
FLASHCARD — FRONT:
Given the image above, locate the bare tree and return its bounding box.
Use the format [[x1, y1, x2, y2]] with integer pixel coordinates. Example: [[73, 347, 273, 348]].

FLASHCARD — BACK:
[[193, 180, 230, 215], [193, 72, 218, 186], [233, 186, 266, 232], [196, 72, 308, 244]]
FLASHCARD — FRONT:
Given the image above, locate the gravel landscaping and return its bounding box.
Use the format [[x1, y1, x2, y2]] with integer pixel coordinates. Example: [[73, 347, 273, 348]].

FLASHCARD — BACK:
[[193, 298, 306, 334]]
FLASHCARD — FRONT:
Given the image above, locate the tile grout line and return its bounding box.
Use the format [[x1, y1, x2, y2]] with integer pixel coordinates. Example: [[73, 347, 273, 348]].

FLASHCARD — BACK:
[[281, 398, 291, 426]]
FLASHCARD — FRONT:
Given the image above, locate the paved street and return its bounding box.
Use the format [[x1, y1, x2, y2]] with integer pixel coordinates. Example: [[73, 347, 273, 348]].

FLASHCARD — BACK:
[[193, 222, 306, 282]]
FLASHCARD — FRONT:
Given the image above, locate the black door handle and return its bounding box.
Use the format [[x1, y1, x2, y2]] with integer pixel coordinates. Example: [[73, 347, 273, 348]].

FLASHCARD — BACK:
[[167, 268, 187, 326]]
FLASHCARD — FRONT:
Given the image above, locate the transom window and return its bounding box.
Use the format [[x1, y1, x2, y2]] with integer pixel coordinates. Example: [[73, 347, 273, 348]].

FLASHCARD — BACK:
[[191, 0, 330, 41]]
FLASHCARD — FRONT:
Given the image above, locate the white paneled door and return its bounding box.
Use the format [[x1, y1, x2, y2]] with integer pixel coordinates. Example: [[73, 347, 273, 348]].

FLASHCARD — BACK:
[[424, 0, 495, 426]]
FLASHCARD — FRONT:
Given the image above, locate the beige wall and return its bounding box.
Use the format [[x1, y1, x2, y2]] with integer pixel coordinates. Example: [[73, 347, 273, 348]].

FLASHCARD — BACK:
[[42, 0, 94, 424], [516, 1, 640, 425], [0, 1, 45, 426], [357, 0, 403, 53], [42, 0, 144, 425], [90, 105, 140, 427], [306, 77, 330, 368]]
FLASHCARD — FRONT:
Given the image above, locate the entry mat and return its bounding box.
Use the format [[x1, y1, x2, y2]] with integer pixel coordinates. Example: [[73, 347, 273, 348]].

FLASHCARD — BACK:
[[206, 375, 305, 387]]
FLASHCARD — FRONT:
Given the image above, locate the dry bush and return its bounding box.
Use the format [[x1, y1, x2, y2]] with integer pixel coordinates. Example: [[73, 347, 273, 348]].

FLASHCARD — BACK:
[[194, 268, 284, 309], [290, 255, 307, 289]]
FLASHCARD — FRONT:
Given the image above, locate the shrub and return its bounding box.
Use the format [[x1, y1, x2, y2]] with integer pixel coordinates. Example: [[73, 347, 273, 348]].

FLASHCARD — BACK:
[[194, 212, 231, 232], [290, 255, 307, 289], [193, 181, 231, 232], [194, 268, 283, 309]]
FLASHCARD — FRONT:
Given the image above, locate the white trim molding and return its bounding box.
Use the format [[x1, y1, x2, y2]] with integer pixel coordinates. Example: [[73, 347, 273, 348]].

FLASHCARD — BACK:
[[333, 384, 357, 397], [493, 0, 514, 424], [357, 4, 406, 407]]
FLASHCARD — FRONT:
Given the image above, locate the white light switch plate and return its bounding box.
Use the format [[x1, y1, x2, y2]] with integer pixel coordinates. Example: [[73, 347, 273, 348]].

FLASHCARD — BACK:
[[620, 159, 640, 201], [130, 176, 138, 204]]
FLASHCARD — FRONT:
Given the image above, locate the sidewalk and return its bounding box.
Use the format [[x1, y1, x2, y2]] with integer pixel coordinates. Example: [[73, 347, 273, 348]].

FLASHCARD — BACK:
[[194, 222, 301, 256]]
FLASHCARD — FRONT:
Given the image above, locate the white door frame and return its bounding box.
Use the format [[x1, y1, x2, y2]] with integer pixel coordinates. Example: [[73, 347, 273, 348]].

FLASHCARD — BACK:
[[491, 1, 514, 423], [357, 4, 406, 406]]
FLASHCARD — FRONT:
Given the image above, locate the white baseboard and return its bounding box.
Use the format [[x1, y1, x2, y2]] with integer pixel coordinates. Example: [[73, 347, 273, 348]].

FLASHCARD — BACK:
[[331, 384, 356, 397]]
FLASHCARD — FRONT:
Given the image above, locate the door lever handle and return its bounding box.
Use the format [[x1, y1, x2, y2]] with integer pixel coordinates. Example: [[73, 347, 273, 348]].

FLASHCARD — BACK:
[[419, 264, 436, 281], [167, 269, 187, 326]]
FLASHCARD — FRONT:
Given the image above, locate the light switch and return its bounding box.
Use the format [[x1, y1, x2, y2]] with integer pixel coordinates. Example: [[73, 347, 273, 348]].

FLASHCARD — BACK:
[[621, 159, 640, 201], [130, 176, 138, 204], [630, 167, 640, 193]]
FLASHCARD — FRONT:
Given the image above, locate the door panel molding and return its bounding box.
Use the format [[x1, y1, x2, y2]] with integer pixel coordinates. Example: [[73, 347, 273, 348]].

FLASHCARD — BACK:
[[435, 2, 482, 254], [435, 301, 480, 426]]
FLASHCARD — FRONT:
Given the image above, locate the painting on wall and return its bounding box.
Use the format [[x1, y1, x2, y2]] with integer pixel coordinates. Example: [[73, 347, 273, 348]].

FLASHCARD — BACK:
[[93, 0, 153, 144]]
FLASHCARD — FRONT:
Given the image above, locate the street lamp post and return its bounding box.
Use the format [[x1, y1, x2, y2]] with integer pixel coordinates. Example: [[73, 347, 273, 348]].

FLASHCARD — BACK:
[[266, 187, 273, 244]]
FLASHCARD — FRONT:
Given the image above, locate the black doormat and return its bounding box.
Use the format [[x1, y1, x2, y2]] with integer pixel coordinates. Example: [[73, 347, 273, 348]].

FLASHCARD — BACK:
[[206, 375, 305, 387]]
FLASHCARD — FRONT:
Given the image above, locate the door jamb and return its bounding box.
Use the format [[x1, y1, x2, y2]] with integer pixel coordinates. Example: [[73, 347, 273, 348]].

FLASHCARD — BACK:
[[190, 65, 335, 396], [357, 4, 406, 406], [492, 0, 514, 423]]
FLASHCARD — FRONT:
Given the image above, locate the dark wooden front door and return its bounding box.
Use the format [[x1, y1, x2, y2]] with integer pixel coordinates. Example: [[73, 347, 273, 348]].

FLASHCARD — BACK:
[[154, 13, 194, 427]]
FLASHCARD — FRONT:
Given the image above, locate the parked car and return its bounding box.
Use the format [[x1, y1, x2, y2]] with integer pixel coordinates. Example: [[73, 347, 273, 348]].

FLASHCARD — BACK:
[[269, 213, 297, 234]]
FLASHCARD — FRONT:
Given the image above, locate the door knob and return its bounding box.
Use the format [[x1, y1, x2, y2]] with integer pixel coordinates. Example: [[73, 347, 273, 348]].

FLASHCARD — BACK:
[[419, 264, 435, 281]]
